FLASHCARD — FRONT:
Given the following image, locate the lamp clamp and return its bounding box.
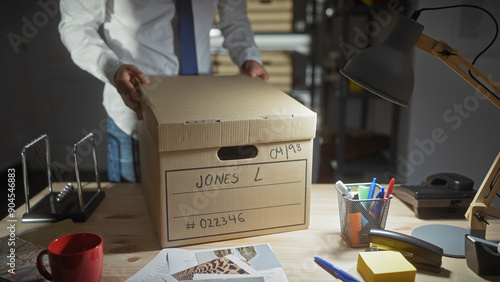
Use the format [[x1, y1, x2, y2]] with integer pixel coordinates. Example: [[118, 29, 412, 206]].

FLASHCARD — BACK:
[[437, 49, 457, 57], [473, 213, 490, 225]]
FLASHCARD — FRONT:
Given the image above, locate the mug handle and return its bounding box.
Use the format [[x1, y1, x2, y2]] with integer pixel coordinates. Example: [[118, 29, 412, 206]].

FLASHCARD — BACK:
[[36, 249, 53, 281]]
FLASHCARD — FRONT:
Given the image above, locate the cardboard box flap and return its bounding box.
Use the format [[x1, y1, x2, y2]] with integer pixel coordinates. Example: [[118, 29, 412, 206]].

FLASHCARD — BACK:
[[141, 75, 316, 152]]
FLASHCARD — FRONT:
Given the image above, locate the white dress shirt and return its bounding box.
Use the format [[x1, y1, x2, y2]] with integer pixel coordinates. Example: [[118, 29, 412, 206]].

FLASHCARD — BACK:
[[59, 0, 262, 136]]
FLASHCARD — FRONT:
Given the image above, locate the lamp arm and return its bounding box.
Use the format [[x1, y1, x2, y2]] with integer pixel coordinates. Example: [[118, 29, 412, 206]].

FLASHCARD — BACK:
[[414, 33, 500, 109], [415, 33, 500, 239], [465, 152, 500, 238]]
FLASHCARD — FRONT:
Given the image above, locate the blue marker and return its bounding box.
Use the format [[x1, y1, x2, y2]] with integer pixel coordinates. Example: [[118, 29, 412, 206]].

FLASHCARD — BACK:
[[375, 187, 385, 199], [314, 257, 360, 282], [373, 187, 385, 211], [372, 187, 386, 221], [368, 178, 377, 199]]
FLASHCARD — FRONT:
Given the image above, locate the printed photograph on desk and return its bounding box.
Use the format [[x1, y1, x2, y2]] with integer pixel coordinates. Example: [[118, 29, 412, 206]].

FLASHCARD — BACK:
[[171, 254, 259, 281], [194, 244, 286, 280], [127, 243, 288, 281], [170, 244, 286, 281]]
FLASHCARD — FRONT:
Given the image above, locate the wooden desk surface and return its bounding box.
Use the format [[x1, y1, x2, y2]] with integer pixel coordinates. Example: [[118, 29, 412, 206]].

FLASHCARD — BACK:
[[2, 183, 499, 281]]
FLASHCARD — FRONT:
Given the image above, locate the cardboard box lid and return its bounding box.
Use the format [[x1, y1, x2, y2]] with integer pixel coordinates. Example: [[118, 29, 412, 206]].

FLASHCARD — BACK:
[[141, 75, 316, 152]]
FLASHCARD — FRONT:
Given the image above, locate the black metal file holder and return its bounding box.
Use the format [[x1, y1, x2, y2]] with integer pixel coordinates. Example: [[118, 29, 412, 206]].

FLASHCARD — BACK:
[[21, 133, 105, 223], [465, 235, 500, 276]]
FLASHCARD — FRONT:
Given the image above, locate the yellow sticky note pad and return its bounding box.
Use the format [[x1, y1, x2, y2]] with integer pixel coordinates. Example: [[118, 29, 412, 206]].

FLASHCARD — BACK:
[[357, 251, 416, 282]]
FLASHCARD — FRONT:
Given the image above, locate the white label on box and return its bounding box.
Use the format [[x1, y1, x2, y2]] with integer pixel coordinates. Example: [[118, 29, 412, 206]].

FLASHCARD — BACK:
[[165, 159, 308, 242]]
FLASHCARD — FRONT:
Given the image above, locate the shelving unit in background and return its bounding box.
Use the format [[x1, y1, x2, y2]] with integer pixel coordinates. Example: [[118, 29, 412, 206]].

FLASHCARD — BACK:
[[210, 0, 408, 183], [210, 0, 313, 95], [210, 0, 321, 182], [318, 0, 414, 183]]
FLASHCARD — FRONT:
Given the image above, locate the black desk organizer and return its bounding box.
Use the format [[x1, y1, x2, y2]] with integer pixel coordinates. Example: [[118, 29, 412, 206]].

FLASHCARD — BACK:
[[465, 235, 500, 276], [21, 134, 105, 223]]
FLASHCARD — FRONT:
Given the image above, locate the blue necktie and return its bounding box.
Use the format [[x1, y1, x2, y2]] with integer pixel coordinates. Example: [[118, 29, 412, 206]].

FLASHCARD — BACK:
[[177, 0, 198, 75]]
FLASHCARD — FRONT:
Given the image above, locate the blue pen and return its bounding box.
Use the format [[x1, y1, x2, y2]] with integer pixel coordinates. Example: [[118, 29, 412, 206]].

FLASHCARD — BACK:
[[368, 178, 377, 199], [314, 257, 360, 282], [370, 187, 385, 210], [376, 187, 385, 199], [371, 187, 387, 221]]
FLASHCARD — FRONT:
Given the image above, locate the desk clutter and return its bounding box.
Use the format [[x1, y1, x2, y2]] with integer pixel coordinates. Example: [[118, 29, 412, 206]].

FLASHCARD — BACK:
[[336, 179, 393, 247], [12, 135, 498, 280], [335, 178, 500, 281], [7, 124, 500, 281]]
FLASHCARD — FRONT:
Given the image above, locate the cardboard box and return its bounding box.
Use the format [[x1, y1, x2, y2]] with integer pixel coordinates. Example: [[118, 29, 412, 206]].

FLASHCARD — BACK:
[[212, 52, 293, 91], [139, 75, 316, 247]]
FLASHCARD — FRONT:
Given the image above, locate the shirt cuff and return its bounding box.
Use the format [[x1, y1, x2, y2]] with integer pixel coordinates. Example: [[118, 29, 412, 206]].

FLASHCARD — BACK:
[[98, 54, 123, 86], [234, 48, 263, 69]]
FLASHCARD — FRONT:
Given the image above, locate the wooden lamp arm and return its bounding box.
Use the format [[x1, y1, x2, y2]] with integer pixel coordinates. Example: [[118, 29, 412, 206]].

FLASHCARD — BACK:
[[415, 33, 500, 109], [466, 153, 500, 238], [415, 32, 500, 238]]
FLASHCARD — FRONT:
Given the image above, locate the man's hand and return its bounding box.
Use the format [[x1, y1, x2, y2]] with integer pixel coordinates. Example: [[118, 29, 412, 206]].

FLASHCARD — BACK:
[[114, 64, 150, 120], [241, 60, 269, 82]]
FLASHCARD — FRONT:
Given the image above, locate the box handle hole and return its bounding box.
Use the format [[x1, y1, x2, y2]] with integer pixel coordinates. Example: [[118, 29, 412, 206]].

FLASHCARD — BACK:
[[217, 146, 258, 161]]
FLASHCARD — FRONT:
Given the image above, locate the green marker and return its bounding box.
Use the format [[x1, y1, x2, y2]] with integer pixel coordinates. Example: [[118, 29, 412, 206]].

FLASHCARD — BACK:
[[358, 185, 370, 200]]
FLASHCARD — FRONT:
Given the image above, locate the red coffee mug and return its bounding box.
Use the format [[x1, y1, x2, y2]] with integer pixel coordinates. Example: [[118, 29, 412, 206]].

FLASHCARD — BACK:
[[36, 233, 103, 282]]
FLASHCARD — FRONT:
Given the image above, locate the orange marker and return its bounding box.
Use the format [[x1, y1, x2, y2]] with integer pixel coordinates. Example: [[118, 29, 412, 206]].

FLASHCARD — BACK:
[[349, 211, 362, 245]]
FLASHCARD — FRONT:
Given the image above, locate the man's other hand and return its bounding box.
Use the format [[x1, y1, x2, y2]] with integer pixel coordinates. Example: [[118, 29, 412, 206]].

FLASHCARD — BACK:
[[114, 64, 150, 120], [241, 60, 269, 82]]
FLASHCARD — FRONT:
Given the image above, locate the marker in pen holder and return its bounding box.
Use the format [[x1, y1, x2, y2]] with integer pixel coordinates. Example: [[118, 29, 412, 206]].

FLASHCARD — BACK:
[[336, 183, 392, 247]]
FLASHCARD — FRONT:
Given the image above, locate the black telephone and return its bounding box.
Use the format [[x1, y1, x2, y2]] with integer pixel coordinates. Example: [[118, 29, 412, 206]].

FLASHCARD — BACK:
[[399, 172, 475, 199], [394, 173, 477, 218]]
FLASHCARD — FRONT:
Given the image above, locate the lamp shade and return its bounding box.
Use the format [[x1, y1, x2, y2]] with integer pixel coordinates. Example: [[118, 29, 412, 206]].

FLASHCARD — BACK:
[[340, 16, 424, 107]]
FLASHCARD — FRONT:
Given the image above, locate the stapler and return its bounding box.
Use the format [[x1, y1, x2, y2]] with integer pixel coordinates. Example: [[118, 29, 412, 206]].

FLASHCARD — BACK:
[[368, 229, 444, 273]]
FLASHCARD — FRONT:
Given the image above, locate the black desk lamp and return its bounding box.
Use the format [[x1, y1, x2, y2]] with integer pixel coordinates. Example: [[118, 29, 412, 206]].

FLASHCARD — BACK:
[[340, 10, 500, 254]]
